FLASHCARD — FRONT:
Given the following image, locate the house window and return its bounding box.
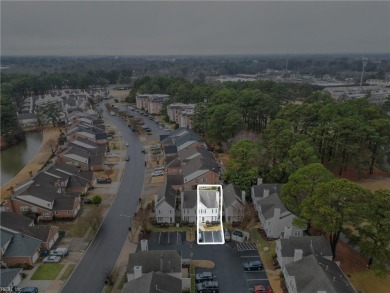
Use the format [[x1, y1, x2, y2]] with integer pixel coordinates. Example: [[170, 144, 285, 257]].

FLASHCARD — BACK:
[[169, 210, 172, 214], [55, 211, 59, 215], [158, 217, 163, 222], [294, 230, 302, 237], [159, 210, 161, 214], [20, 206, 29, 212], [67, 211, 71, 214], [43, 212, 51, 216], [31, 207, 37, 212]]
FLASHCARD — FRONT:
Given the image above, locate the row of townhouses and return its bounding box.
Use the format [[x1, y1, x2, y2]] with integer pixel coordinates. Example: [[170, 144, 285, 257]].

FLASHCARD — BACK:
[[1, 111, 109, 269], [17, 89, 108, 128]]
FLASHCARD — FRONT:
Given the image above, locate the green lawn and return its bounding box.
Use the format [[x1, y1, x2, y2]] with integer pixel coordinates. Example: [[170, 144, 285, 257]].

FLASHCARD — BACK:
[[250, 227, 276, 269], [190, 263, 196, 293], [31, 263, 65, 280], [59, 264, 75, 281]]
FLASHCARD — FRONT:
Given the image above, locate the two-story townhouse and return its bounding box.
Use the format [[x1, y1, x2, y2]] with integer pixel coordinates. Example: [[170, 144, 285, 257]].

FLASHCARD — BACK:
[[275, 236, 333, 269], [166, 174, 184, 192], [56, 146, 104, 171], [181, 190, 197, 223], [126, 250, 182, 281], [282, 254, 357, 293], [155, 186, 176, 224], [251, 178, 305, 239], [198, 190, 219, 223], [223, 183, 245, 223]]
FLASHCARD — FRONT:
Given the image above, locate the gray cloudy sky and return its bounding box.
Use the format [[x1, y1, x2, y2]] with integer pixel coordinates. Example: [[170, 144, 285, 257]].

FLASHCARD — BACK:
[[1, 1, 389, 56]]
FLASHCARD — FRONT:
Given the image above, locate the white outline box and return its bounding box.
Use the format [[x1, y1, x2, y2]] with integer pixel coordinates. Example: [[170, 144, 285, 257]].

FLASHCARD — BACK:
[[197, 184, 225, 245]]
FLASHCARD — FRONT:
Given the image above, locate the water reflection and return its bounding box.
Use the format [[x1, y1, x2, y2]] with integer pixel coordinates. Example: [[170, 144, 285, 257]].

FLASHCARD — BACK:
[[0, 132, 43, 185]]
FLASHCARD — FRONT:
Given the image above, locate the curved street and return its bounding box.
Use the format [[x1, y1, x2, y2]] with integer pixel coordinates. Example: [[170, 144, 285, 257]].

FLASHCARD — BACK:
[[61, 105, 145, 293]]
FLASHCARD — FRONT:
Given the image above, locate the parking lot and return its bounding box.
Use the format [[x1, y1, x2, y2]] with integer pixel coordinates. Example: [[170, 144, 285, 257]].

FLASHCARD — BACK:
[[143, 232, 270, 293], [151, 232, 186, 244], [201, 230, 223, 244]]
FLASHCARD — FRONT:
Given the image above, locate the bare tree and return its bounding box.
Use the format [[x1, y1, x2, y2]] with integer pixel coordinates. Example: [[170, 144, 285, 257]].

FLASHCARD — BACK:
[[85, 205, 104, 231], [132, 207, 150, 235], [232, 202, 255, 230], [103, 267, 120, 286]]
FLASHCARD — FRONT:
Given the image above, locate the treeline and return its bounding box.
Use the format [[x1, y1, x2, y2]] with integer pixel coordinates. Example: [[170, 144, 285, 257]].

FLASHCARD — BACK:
[[281, 163, 390, 272]]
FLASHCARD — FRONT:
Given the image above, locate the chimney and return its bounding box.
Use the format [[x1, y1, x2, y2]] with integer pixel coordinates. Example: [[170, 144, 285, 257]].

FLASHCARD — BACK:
[[257, 177, 263, 185], [160, 254, 164, 272], [241, 190, 246, 203], [29, 170, 33, 178], [263, 189, 269, 198], [293, 249, 303, 262], [140, 239, 148, 251], [133, 266, 142, 279]]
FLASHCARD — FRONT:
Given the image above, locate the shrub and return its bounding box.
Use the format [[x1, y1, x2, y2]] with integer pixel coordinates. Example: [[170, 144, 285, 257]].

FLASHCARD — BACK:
[[92, 195, 102, 205]]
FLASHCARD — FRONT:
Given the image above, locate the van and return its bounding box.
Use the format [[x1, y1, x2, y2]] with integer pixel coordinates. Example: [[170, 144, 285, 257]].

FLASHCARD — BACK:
[[50, 247, 69, 256]]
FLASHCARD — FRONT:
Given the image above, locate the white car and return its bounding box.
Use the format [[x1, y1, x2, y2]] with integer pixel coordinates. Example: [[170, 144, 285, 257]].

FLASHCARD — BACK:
[[43, 255, 61, 263], [154, 166, 165, 172], [152, 171, 164, 177], [125, 142, 129, 147], [50, 247, 69, 256]]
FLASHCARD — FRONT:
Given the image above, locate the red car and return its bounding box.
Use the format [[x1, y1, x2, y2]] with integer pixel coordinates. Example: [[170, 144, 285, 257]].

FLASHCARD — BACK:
[[254, 285, 273, 293]]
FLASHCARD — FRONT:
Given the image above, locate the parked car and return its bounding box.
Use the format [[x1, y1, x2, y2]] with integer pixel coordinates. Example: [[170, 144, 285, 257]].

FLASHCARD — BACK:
[[125, 155, 130, 161], [50, 247, 69, 256], [17, 288, 38, 293], [152, 171, 164, 177], [224, 228, 231, 242], [198, 232, 203, 242], [43, 255, 62, 263], [243, 260, 263, 271], [97, 178, 112, 184], [196, 281, 219, 293], [195, 272, 214, 283], [254, 285, 273, 293], [84, 198, 93, 204], [154, 166, 165, 171], [125, 142, 129, 147]]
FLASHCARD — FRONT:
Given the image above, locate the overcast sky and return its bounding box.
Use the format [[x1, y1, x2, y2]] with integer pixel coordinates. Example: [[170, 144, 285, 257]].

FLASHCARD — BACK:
[[1, 1, 389, 56]]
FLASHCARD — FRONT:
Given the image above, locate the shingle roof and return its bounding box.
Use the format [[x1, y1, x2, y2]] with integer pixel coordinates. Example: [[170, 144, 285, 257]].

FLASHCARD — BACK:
[[0, 212, 34, 232], [122, 272, 181, 293], [256, 193, 289, 220], [126, 250, 182, 274], [223, 184, 244, 207], [284, 254, 357, 293], [167, 174, 184, 186], [0, 268, 23, 287], [2, 231, 41, 257], [157, 186, 176, 209], [19, 225, 56, 243], [279, 236, 333, 258], [182, 191, 197, 209], [53, 196, 78, 211], [1, 229, 14, 247], [199, 190, 218, 209], [164, 145, 178, 154], [166, 157, 181, 168]]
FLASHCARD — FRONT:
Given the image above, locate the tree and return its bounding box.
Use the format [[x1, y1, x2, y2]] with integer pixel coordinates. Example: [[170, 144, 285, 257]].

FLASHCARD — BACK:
[[85, 205, 104, 231], [92, 195, 102, 205], [348, 189, 390, 273], [0, 95, 24, 146], [223, 140, 260, 192], [43, 102, 61, 127], [281, 163, 335, 215], [283, 140, 319, 175], [301, 179, 369, 257]]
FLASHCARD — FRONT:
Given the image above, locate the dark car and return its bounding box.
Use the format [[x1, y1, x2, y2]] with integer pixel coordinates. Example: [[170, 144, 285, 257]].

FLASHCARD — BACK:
[[196, 281, 219, 293], [125, 155, 130, 161], [243, 260, 263, 271], [97, 178, 112, 184], [84, 198, 93, 204], [195, 271, 214, 283], [17, 288, 38, 293]]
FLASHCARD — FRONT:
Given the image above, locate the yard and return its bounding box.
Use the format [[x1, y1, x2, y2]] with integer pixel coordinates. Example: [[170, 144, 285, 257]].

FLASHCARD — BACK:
[[59, 264, 75, 281], [31, 263, 65, 280]]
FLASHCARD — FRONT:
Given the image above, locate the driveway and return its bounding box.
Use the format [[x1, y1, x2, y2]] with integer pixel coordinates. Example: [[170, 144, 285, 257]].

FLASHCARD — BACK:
[[154, 232, 186, 244], [145, 232, 270, 293], [202, 230, 223, 244]]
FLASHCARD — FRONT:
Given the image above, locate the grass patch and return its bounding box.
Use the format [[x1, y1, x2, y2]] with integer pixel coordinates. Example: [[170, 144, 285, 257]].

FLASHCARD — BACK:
[[250, 228, 276, 269], [103, 286, 113, 293], [147, 221, 194, 233], [117, 275, 127, 290], [349, 270, 390, 293], [59, 264, 75, 281], [67, 217, 90, 237], [31, 263, 65, 280]]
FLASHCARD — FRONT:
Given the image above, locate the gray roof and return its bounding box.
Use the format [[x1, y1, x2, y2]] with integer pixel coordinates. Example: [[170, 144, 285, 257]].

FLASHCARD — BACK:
[[126, 250, 181, 274], [182, 191, 197, 209], [20, 225, 56, 243], [1, 229, 14, 247], [252, 184, 288, 220], [199, 190, 218, 209], [0, 268, 23, 287], [166, 157, 181, 168], [279, 236, 333, 258], [252, 183, 281, 199], [157, 186, 176, 209], [284, 254, 357, 293], [2, 231, 41, 258], [53, 196, 78, 211], [122, 271, 181, 293], [167, 174, 183, 186], [223, 184, 243, 207], [0, 212, 34, 232], [164, 145, 178, 155]]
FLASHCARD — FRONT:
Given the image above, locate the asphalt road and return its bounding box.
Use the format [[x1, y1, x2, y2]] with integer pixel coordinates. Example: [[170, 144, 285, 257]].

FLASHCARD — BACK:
[[61, 105, 146, 293]]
